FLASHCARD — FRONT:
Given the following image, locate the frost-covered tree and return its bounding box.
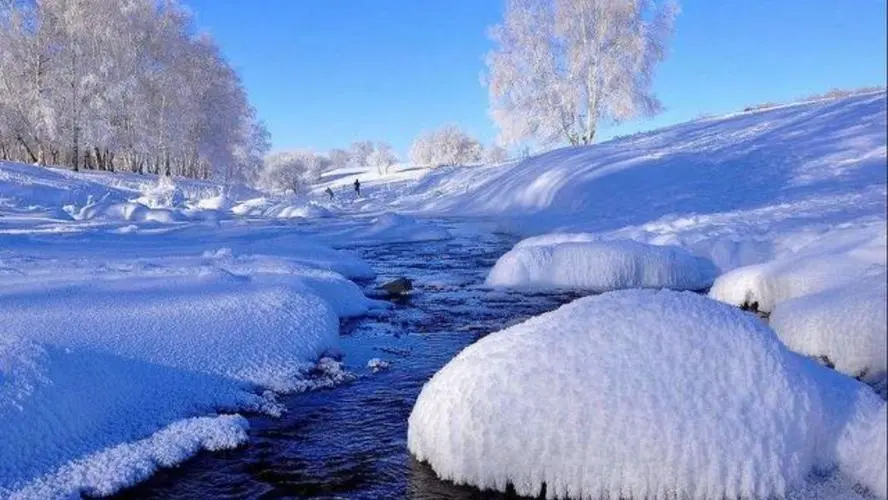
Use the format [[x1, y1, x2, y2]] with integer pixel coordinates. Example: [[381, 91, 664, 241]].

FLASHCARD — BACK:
[[486, 0, 677, 146], [484, 144, 510, 164], [367, 142, 398, 175], [327, 148, 351, 171], [348, 140, 375, 168], [409, 125, 483, 167], [0, 0, 268, 179], [259, 150, 329, 194]]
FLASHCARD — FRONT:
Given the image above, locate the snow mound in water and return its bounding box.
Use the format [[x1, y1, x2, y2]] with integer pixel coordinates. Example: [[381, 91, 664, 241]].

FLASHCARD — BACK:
[[486, 238, 718, 292], [408, 289, 882, 499], [770, 272, 887, 383], [709, 225, 886, 313]]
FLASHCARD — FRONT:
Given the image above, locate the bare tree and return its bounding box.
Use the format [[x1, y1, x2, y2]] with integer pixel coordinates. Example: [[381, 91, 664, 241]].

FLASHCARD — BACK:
[[486, 0, 677, 147]]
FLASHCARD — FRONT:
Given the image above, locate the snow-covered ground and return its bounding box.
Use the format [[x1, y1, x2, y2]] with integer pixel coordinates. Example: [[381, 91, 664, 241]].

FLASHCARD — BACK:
[[1, 90, 885, 498]]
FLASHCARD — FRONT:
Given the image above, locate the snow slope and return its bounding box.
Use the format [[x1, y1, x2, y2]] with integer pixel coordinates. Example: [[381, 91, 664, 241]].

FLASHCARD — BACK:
[[364, 91, 887, 272], [408, 290, 887, 499], [0, 161, 390, 496]]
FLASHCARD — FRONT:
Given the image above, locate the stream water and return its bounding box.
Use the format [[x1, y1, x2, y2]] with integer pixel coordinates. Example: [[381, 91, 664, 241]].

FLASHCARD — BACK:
[[116, 222, 580, 499]]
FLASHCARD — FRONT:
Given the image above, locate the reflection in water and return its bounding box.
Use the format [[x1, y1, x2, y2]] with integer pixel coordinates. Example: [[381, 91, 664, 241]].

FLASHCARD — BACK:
[[115, 223, 579, 499]]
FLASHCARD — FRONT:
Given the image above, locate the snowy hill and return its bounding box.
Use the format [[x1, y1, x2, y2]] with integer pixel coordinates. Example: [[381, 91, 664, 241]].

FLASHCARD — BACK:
[[375, 91, 885, 268], [0, 91, 885, 498]]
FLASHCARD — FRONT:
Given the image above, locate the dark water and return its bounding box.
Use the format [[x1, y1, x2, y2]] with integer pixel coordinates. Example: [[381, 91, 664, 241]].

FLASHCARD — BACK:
[[116, 224, 580, 500]]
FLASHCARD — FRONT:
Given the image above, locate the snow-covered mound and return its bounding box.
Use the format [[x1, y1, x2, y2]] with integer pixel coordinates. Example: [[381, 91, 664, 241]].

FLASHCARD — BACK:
[[408, 290, 885, 499], [769, 272, 887, 382], [72, 199, 189, 224], [486, 237, 717, 291], [709, 225, 887, 313]]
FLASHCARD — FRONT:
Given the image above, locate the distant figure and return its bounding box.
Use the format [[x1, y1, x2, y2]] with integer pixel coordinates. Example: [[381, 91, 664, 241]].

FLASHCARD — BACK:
[[325, 187, 334, 200], [354, 178, 361, 196]]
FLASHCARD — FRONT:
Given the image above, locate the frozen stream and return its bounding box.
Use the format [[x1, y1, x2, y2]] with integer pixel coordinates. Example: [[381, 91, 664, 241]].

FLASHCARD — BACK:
[[116, 221, 580, 499]]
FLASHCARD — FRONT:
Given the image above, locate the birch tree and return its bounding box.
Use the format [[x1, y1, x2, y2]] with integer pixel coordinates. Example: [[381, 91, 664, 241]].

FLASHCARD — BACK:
[[409, 125, 483, 167], [0, 0, 268, 180], [486, 0, 677, 147]]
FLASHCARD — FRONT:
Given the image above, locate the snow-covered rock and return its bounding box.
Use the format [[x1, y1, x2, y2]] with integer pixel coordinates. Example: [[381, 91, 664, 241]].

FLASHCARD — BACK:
[[486, 238, 718, 292], [709, 225, 886, 313], [770, 273, 887, 382], [408, 289, 884, 499], [367, 358, 391, 373]]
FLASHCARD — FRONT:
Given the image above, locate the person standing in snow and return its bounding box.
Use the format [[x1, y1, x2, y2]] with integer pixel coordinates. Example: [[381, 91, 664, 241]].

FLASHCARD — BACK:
[[354, 178, 361, 197], [325, 187, 334, 200]]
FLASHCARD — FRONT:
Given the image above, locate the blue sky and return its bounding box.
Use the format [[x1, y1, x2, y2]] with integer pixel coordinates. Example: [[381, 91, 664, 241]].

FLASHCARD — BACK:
[[188, 0, 887, 156]]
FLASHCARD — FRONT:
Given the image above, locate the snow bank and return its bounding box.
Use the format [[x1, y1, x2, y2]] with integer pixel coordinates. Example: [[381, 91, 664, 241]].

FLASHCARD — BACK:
[[408, 290, 883, 499], [769, 273, 887, 382], [486, 237, 717, 292], [0, 271, 349, 496], [1, 274, 339, 390], [709, 225, 886, 313], [72, 199, 188, 223]]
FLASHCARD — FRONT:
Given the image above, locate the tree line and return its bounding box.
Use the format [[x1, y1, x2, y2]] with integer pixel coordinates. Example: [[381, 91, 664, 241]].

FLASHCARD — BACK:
[[0, 0, 268, 183], [1, 0, 679, 188]]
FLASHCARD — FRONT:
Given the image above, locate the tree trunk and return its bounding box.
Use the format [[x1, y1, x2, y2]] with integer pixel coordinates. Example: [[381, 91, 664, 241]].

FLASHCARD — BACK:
[[16, 136, 39, 164]]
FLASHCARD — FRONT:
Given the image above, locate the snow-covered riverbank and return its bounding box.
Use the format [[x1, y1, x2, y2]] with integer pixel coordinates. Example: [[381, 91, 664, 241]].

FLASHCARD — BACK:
[[1, 90, 885, 499]]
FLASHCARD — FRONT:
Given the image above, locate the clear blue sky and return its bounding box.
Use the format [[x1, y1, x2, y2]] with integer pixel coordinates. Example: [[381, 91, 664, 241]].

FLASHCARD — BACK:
[[187, 0, 887, 156]]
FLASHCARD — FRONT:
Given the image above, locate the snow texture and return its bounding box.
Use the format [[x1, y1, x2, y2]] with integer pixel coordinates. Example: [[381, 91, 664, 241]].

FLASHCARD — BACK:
[[709, 224, 886, 313], [770, 272, 887, 382], [486, 237, 717, 291], [408, 290, 885, 499]]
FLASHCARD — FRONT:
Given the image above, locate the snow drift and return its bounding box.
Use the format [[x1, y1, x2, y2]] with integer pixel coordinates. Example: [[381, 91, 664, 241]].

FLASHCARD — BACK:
[[486, 237, 717, 292], [408, 290, 886, 499], [769, 272, 887, 383]]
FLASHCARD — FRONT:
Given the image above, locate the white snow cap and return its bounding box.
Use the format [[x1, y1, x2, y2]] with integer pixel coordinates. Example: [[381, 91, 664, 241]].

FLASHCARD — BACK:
[[770, 272, 887, 383], [408, 289, 884, 499], [486, 237, 718, 292], [709, 225, 886, 313]]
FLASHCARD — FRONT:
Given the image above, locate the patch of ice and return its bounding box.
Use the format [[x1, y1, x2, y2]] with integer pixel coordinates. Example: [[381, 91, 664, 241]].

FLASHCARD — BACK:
[[486, 238, 718, 292]]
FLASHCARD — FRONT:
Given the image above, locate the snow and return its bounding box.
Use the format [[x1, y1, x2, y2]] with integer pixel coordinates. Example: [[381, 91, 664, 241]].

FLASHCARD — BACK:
[[709, 224, 887, 313], [486, 237, 717, 291], [408, 289, 885, 499], [2, 90, 886, 497], [769, 272, 887, 382], [0, 161, 382, 496], [835, 402, 888, 498], [352, 91, 886, 275]]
